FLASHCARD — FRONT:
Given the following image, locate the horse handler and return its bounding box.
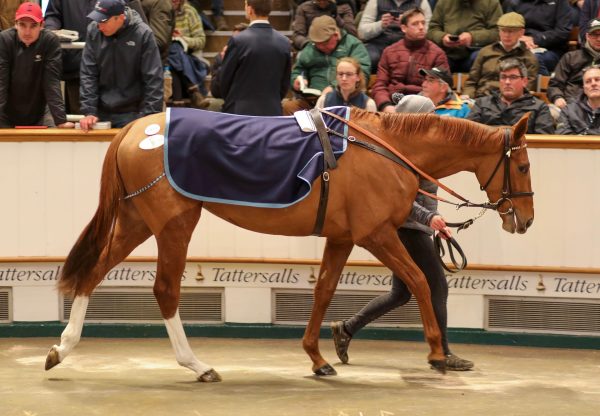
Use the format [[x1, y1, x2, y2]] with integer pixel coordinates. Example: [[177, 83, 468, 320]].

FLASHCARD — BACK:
[[331, 95, 474, 371]]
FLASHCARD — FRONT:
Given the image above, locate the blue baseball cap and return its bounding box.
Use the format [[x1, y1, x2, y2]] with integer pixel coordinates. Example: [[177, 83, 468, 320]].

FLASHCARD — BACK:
[[87, 0, 125, 22]]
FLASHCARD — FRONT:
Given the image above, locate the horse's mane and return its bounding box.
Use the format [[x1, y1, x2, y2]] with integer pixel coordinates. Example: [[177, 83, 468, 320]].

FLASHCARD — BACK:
[[351, 108, 501, 148]]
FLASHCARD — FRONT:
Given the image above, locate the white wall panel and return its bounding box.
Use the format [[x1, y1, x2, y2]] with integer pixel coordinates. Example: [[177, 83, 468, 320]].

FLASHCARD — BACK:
[[12, 286, 60, 321], [224, 287, 271, 323], [18, 143, 46, 255], [0, 141, 598, 269], [0, 143, 20, 256]]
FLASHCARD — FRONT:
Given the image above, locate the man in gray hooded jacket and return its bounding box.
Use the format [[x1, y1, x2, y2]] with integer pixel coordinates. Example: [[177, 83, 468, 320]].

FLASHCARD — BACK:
[[79, 0, 163, 130]]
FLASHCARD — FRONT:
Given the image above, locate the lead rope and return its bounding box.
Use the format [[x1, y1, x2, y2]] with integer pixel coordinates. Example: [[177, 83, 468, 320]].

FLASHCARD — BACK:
[[319, 109, 495, 209]]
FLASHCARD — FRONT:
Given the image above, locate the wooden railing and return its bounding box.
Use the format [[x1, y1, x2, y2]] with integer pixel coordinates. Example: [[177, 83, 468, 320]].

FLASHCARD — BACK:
[[2, 128, 600, 148]]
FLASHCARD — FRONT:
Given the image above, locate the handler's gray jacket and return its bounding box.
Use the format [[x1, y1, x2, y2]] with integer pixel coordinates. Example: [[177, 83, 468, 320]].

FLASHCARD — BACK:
[[80, 8, 163, 116], [403, 178, 438, 235]]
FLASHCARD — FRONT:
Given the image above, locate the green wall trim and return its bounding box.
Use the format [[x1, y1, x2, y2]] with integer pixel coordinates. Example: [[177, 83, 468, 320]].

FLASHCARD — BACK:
[[1, 322, 599, 349]]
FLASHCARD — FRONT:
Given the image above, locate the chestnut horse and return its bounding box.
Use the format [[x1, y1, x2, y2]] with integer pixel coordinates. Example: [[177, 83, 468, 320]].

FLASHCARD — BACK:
[[45, 109, 534, 382]]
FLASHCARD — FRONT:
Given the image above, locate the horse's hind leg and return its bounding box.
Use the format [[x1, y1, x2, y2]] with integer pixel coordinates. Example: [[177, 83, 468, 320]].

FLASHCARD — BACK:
[[46, 203, 152, 370], [153, 207, 220, 382], [358, 228, 445, 370], [303, 239, 354, 376]]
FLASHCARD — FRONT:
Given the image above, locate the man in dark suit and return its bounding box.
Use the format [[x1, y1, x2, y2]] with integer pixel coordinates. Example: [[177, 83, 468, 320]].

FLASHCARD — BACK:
[[214, 0, 291, 116]]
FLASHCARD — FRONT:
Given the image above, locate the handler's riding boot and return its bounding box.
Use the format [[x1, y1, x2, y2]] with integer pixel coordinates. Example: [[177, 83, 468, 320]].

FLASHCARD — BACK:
[[331, 321, 352, 364], [444, 353, 474, 371]]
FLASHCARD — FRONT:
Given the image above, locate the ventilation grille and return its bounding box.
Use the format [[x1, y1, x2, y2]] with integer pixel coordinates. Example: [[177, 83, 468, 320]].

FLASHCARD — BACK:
[[62, 288, 223, 323], [487, 296, 600, 336], [0, 289, 10, 322], [274, 290, 421, 327]]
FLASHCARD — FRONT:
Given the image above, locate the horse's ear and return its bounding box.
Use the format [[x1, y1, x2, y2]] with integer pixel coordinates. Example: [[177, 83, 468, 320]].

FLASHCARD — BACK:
[[512, 112, 530, 142]]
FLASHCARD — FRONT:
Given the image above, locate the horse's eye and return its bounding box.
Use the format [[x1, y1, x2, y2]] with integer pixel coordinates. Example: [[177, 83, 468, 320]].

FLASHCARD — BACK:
[[518, 164, 529, 174]]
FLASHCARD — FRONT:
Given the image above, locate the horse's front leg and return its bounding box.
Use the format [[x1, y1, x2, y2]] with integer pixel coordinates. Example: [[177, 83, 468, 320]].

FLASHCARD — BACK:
[[303, 239, 354, 376], [45, 296, 89, 370], [359, 229, 445, 371]]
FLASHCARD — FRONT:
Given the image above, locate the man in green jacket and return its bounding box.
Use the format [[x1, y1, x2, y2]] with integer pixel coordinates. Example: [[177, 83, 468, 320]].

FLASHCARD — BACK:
[[427, 0, 502, 73], [282, 15, 370, 115], [462, 11, 538, 98]]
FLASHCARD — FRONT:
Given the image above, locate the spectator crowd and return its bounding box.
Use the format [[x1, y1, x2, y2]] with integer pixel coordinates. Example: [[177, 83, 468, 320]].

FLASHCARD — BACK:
[[2, 0, 600, 134]]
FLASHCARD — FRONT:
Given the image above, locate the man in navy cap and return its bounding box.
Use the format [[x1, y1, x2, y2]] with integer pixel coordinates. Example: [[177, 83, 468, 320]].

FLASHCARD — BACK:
[[79, 0, 163, 131], [0, 2, 73, 128]]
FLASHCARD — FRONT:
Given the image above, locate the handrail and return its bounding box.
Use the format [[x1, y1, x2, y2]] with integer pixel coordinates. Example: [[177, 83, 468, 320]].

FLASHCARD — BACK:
[[2, 128, 600, 149], [0, 128, 119, 142], [0, 256, 598, 275]]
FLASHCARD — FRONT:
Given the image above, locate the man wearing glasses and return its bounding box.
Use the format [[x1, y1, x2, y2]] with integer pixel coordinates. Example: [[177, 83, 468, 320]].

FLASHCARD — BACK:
[[548, 18, 600, 113], [467, 58, 554, 133]]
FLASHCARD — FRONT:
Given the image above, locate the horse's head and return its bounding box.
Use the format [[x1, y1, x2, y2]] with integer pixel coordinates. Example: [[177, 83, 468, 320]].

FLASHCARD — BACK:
[[478, 114, 534, 234]]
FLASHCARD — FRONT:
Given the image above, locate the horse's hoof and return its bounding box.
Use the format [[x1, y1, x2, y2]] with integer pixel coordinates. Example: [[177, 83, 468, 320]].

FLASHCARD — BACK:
[[429, 359, 447, 374], [314, 363, 337, 376], [197, 369, 222, 382], [45, 346, 61, 371]]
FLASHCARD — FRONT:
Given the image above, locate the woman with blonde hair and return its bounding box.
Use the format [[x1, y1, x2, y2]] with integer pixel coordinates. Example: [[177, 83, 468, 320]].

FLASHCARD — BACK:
[[316, 57, 376, 111]]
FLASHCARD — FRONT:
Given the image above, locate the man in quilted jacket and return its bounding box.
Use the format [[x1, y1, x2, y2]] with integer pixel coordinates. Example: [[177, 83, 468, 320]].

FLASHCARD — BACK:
[[371, 7, 448, 111]]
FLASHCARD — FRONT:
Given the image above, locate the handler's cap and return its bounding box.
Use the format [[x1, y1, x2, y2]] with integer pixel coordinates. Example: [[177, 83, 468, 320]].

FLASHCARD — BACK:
[[87, 0, 126, 22], [588, 18, 600, 34], [419, 67, 453, 88], [497, 12, 525, 29], [308, 15, 339, 43], [15, 2, 43, 23], [395, 95, 435, 114]]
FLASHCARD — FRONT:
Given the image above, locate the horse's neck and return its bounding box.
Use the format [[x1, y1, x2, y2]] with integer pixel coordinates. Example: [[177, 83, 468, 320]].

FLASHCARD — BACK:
[[399, 126, 501, 180]]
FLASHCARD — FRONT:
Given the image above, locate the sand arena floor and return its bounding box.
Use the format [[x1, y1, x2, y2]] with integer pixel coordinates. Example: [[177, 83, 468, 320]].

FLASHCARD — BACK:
[[1, 337, 599, 416]]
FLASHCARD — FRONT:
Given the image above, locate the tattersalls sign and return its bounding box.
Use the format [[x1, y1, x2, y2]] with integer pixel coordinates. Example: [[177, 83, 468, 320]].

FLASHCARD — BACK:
[[0, 262, 599, 299]]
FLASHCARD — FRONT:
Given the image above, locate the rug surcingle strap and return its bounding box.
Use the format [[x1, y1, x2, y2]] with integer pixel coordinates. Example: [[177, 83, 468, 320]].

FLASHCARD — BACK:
[[309, 109, 337, 236]]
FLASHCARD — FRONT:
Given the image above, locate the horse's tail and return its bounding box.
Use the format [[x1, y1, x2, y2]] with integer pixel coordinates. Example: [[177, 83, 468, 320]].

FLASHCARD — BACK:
[[58, 122, 134, 297]]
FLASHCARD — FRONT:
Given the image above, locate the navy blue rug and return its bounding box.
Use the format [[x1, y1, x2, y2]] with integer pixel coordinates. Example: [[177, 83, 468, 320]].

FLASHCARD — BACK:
[[164, 107, 349, 207]]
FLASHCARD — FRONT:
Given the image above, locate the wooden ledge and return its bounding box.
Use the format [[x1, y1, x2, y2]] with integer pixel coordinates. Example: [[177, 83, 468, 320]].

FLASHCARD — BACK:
[[0, 128, 119, 142], [2, 129, 600, 149]]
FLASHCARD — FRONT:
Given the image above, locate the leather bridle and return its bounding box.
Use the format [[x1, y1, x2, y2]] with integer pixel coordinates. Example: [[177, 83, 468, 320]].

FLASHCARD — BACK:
[[479, 128, 534, 216], [319, 109, 534, 215]]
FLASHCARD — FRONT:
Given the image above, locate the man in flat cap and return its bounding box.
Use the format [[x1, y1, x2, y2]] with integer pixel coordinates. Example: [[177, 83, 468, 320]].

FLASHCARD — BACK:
[[79, 0, 163, 131], [291, 0, 357, 51], [548, 17, 600, 113], [283, 15, 369, 114], [462, 12, 538, 98], [503, 0, 573, 75]]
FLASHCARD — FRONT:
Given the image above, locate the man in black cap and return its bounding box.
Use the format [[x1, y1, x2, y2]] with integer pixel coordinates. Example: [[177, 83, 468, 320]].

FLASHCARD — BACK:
[[419, 67, 471, 117], [44, 0, 148, 115], [79, 0, 163, 131]]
